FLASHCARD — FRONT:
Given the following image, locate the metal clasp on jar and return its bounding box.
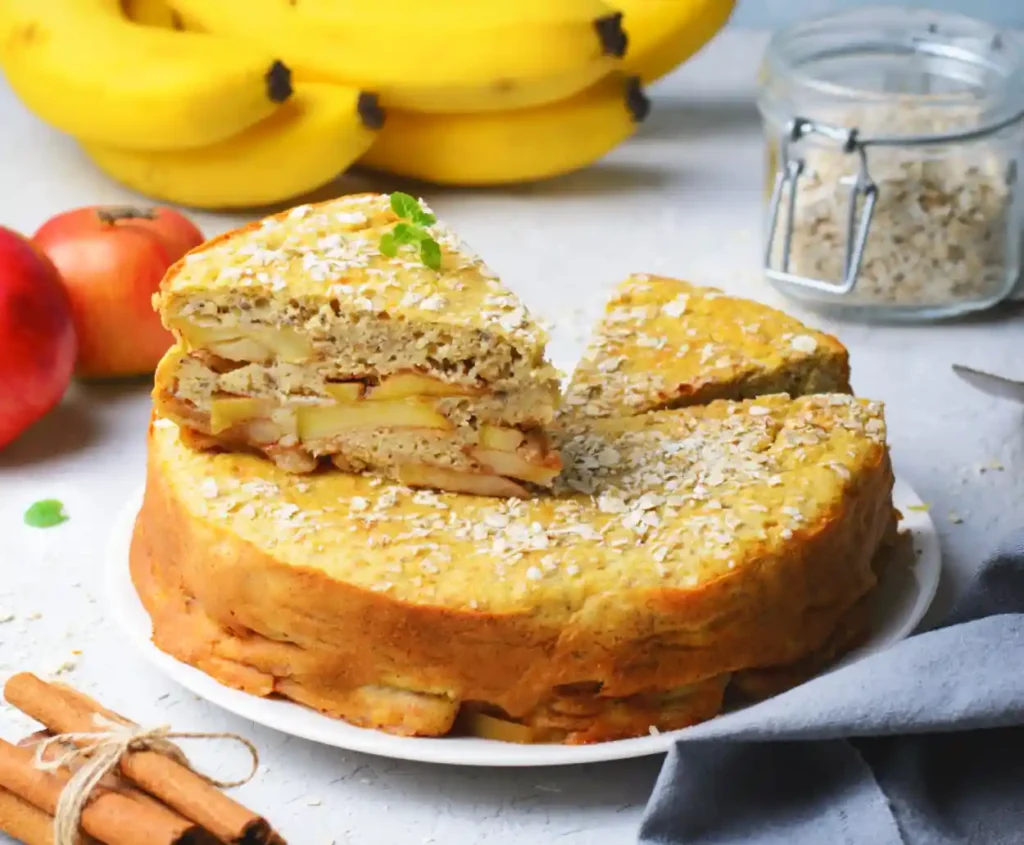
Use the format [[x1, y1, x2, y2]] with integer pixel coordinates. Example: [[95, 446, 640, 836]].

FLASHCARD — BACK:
[[763, 108, 1024, 296]]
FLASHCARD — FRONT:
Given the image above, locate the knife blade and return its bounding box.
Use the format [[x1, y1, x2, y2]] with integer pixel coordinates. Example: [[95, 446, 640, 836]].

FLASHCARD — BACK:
[[951, 364, 1024, 403]]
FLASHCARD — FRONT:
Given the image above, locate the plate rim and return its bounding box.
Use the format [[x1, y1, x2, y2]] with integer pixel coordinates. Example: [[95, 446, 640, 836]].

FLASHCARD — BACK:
[[106, 476, 941, 767]]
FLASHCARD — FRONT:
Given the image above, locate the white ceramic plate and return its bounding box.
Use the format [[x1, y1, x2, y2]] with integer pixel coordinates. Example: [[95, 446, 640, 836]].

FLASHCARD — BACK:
[[107, 477, 941, 767]]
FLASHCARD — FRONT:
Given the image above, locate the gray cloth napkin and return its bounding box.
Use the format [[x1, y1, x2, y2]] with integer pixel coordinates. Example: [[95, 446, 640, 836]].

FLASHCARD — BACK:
[[639, 530, 1024, 845]]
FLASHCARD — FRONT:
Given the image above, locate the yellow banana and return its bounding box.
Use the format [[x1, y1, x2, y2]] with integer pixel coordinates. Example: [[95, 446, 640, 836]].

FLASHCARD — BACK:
[[119, 0, 181, 29], [0, 0, 292, 151], [166, 0, 627, 113], [617, 0, 736, 84], [358, 75, 649, 186], [119, 0, 207, 32], [175, 8, 205, 32], [82, 83, 384, 209]]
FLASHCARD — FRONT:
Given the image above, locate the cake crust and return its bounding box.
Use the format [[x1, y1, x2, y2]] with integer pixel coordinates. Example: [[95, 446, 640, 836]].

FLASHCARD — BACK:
[[132, 393, 896, 743]]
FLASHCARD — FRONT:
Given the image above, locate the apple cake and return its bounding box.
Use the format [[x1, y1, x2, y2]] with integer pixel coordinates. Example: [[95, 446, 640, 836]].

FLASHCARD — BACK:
[[152, 192, 562, 497], [132, 391, 896, 744], [563, 274, 852, 419]]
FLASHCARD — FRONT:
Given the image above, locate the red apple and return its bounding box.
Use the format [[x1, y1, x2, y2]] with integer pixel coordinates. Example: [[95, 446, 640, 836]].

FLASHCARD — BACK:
[[32, 205, 204, 378], [132, 206, 205, 259], [34, 206, 205, 263], [0, 227, 77, 449]]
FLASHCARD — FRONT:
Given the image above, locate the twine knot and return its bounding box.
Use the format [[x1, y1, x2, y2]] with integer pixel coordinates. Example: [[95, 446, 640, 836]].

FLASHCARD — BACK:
[[31, 713, 259, 845]]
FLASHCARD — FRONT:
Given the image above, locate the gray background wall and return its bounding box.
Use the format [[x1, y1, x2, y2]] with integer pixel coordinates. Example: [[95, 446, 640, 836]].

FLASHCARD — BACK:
[[732, 0, 1024, 28]]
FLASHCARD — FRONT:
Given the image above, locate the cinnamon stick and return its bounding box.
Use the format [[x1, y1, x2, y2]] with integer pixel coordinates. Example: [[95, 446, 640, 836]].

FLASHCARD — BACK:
[[25, 730, 196, 831], [45, 690, 196, 825], [0, 780, 102, 845], [4, 674, 281, 845], [0, 785, 55, 845], [0, 739, 217, 845], [52, 684, 128, 727]]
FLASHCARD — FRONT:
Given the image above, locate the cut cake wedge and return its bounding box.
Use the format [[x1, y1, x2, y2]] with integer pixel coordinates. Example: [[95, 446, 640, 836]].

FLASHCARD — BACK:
[[153, 193, 562, 496], [563, 274, 852, 419]]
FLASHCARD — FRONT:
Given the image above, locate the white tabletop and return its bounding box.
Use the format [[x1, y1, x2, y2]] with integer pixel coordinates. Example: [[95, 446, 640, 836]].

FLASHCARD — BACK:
[[1, 30, 1022, 845]]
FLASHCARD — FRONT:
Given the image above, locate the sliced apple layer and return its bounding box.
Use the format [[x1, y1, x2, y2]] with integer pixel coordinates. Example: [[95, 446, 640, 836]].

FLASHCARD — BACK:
[[174, 321, 313, 364], [396, 464, 531, 499], [296, 398, 453, 441], [469, 448, 561, 486], [155, 354, 562, 495]]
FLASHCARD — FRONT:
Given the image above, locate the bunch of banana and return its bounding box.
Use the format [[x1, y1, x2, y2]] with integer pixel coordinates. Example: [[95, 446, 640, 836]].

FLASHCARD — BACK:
[[85, 85, 384, 208], [0, 0, 734, 204], [617, 0, 738, 85], [0, 0, 382, 208], [0, 0, 294, 151], [359, 75, 651, 186], [355, 0, 737, 185], [169, 0, 631, 113]]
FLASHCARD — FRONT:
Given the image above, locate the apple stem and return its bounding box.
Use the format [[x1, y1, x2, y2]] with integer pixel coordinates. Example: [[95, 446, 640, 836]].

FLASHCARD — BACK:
[[97, 206, 157, 224]]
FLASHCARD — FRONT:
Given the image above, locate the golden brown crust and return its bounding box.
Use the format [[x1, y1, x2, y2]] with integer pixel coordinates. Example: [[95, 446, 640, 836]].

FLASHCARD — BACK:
[[563, 275, 852, 419], [131, 405, 897, 742], [730, 588, 876, 700], [731, 522, 902, 699], [131, 494, 731, 743]]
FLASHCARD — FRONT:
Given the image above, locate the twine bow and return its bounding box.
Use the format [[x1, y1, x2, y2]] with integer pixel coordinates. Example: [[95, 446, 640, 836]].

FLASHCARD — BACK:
[[31, 713, 260, 845]]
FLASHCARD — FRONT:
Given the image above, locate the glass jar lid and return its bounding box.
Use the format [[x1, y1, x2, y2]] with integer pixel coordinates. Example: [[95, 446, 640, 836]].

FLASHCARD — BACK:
[[759, 6, 1024, 139]]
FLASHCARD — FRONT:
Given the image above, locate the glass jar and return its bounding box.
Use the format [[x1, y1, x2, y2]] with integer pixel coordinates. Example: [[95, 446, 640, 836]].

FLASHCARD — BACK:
[[757, 7, 1024, 321]]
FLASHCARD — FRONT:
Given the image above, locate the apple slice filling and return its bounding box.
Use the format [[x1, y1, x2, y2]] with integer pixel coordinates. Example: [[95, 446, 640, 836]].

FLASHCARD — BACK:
[[295, 397, 454, 440], [174, 322, 313, 364], [469, 447, 561, 486], [396, 464, 531, 499], [170, 370, 561, 489]]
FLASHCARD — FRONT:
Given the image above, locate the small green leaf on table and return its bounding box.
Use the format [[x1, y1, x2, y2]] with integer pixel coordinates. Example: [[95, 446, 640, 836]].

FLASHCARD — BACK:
[[24, 499, 68, 528]]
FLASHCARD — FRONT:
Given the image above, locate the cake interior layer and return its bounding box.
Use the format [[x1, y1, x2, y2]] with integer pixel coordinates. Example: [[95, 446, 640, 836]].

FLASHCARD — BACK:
[[155, 348, 562, 489], [164, 294, 561, 394], [164, 349, 555, 429]]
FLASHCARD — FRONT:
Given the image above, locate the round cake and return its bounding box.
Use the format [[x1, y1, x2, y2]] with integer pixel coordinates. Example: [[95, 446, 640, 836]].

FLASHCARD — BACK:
[[131, 393, 896, 744]]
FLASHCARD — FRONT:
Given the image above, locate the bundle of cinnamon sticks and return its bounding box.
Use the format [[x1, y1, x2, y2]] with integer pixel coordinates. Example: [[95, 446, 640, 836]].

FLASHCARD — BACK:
[[0, 673, 286, 845]]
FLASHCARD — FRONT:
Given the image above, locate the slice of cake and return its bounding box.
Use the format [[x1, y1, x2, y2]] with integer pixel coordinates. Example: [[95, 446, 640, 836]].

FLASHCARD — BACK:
[[133, 392, 896, 743], [152, 193, 562, 496], [563, 274, 852, 419]]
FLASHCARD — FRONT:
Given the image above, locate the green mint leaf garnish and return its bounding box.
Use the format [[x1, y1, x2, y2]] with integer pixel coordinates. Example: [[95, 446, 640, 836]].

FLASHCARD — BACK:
[[24, 499, 68, 529], [392, 222, 424, 245], [390, 192, 420, 220], [378, 232, 397, 257], [420, 238, 442, 271], [382, 192, 442, 271]]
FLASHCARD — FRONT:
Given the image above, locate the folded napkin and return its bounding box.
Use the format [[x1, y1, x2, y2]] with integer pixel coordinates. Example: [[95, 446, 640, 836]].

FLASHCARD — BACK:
[[639, 530, 1024, 845]]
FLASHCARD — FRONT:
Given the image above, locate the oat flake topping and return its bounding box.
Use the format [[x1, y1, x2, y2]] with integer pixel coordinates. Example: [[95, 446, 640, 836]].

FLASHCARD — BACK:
[[159, 193, 547, 353]]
